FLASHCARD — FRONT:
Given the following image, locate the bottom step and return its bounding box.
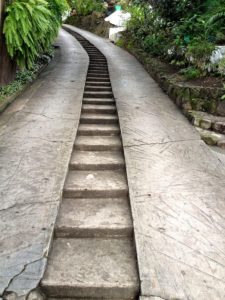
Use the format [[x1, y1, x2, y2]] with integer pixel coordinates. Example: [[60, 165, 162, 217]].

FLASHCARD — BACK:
[[41, 238, 139, 299]]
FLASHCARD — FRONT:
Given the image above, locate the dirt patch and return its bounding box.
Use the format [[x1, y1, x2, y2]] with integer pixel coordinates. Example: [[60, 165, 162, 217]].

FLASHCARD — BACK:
[[186, 76, 224, 88]]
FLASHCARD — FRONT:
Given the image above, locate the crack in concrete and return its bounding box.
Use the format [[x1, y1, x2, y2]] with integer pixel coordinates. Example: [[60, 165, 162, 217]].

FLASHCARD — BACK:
[[124, 138, 200, 149], [1, 258, 45, 299], [0, 200, 56, 213]]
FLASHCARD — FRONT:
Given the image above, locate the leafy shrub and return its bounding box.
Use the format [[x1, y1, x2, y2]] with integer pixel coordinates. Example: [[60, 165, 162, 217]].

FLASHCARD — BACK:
[[0, 48, 53, 101], [185, 38, 215, 72], [126, 0, 225, 75], [70, 0, 104, 16], [181, 66, 202, 79], [143, 33, 166, 56], [3, 0, 69, 68]]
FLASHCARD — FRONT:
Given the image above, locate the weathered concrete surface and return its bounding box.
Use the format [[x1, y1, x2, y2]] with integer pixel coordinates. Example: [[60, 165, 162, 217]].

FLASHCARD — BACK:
[[41, 238, 139, 298], [55, 197, 132, 238], [64, 26, 225, 300], [0, 29, 88, 298]]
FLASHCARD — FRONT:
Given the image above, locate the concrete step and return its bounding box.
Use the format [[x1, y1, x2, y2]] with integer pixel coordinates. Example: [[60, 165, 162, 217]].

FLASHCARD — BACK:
[[80, 113, 118, 124], [89, 56, 105, 59], [55, 197, 132, 238], [64, 169, 128, 198], [70, 150, 124, 170], [89, 66, 108, 70], [86, 81, 111, 87], [85, 86, 112, 93], [84, 91, 113, 99], [89, 64, 108, 68], [88, 70, 108, 74], [88, 70, 108, 75], [91, 60, 107, 63], [82, 104, 116, 114], [74, 135, 122, 151], [41, 238, 139, 298], [86, 77, 110, 82], [87, 74, 109, 79], [78, 124, 120, 136], [87, 70, 109, 75], [83, 98, 115, 105]]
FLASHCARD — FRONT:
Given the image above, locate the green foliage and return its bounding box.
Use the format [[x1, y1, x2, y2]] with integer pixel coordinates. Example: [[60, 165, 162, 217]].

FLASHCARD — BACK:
[[180, 66, 202, 79], [127, 0, 225, 75], [116, 38, 126, 48], [3, 0, 69, 68], [69, 0, 104, 16], [185, 39, 215, 71], [0, 48, 53, 101], [221, 84, 225, 101]]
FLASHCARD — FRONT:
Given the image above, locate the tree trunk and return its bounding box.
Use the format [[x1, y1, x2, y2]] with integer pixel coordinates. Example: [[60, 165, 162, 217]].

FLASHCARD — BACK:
[[0, 0, 16, 86]]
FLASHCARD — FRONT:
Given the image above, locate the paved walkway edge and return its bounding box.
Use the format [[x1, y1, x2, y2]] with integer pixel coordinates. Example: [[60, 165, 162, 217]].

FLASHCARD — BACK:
[[0, 29, 88, 299], [64, 25, 225, 300]]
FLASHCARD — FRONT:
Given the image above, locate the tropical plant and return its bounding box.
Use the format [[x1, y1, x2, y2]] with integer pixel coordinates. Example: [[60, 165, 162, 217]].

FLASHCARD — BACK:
[[3, 0, 69, 68], [70, 0, 104, 16], [185, 38, 215, 72]]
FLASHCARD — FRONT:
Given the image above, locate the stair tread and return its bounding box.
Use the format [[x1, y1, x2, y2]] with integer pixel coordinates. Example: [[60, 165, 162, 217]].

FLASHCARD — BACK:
[[84, 92, 113, 99], [55, 197, 132, 237], [70, 150, 124, 168], [75, 135, 121, 147], [85, 86, 112, 90], [81, 113, 117, 119], [83, 98, 114, 102], [82, 104, 116, 111], [80, 114, 118, 125], [41, 238, 139, 298], [85, 82, 111, 86], [64, 170, 127, 197], [78, 124, 119, 135]]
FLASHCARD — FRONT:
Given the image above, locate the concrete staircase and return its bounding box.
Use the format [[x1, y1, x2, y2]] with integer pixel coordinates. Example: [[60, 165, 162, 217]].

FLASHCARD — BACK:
[[41, 33, 139, 299]]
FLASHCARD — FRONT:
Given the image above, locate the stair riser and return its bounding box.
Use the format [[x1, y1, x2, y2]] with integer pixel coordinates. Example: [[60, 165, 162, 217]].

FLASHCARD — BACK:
[[55, 228, 132, 239], [63, 190, 128, 198], [42, 286, 137, 299], [89, 64, 108, 68], [89, 56, 105, 59], [69, 162, 125, 171], [89, 66, 108, 70], [80, 119, 118, 125], [84, 93, 113, 99], [85, 87, 112, 92], [87, 74, 109, 78], [86, 76, 110, 80], [74, 144, 122, 151], [86, 82, 111, 87], [78, 130, 119, 136], [83, 100, 115, 105], [86, 77, 110, 82], [88, 69, 108, 73], [82, 108, 116, 114]]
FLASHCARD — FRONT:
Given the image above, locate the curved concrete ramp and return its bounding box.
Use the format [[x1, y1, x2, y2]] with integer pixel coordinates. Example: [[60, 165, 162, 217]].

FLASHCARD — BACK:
[[0, 30, 88, 298], [64, 25, 225, 300]]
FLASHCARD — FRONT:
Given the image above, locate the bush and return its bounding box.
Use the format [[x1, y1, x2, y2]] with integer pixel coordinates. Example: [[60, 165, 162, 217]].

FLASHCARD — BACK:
[[181, 66, 202, 79], [3, 0, 69, 68], [185, 38, 215, 72], [126, 0, 225, 75], [69, 0, 104, 16]]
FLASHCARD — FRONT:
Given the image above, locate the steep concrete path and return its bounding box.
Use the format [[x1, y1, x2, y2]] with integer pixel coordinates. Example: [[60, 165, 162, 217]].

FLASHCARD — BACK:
[[64, 26, 225, 300], [0, 30, 88, 298], [41, 33, 139, 299]]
